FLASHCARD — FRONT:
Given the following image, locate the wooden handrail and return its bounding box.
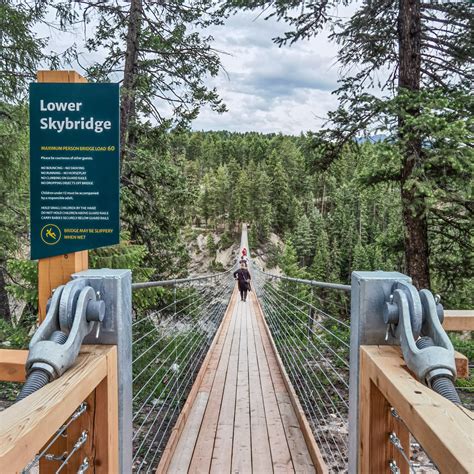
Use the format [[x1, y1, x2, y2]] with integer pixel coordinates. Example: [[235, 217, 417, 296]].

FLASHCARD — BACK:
[[359, 345, 474, 474], [0, 345, 118, 473], [443, 310, 474, 331], [0, 349, 27, 382]]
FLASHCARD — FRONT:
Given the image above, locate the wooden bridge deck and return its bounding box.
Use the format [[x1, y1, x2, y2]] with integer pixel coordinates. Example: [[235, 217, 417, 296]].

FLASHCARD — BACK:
[[157, 288, 323, 473]]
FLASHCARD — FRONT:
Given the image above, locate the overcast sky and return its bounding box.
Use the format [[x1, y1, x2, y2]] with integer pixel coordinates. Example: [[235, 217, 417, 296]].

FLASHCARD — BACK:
[[40, 7, 347, 136], [192, 12, 341, 135]]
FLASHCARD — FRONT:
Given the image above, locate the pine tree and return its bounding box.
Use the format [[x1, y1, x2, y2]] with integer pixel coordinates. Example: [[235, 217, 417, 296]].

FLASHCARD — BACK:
[[293, 214, 313, 267], [225, 0, 472, 289], [227, 158, 241, 230], [268, 152, 292, 232], [214, 165, 230, 227], [279, 239, 302, 278], [310, 228, 331, 282], [51, 0, 226, 163]]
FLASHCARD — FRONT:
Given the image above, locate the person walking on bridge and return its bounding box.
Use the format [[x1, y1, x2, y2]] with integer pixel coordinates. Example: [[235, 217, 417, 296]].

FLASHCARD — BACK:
[[234, 263, 251, 302]]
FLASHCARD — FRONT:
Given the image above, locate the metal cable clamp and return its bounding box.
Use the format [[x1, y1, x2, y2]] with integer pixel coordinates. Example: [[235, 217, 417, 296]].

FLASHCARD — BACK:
[[17, 279, 105, 401], [383, 281, 460, 403]]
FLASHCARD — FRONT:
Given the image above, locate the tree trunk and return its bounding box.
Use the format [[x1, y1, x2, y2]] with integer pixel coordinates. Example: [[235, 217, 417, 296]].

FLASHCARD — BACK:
[[120, 0, 142, 168], [398, 0, 430, 289], [0, 262, 11, 322]]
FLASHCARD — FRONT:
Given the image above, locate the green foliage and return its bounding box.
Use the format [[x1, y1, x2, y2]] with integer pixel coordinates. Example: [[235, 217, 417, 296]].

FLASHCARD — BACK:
[[0, 381, 21, 401], [6, 259, 38, 314], [51, 0, 226, 128], [218, 231, 234, 250], [0, 2, 45, 102], [209, 260, 225, 272], [451, 334, 474, 361], [0, 318, 31, 349], [122, 133, 191, 277], [265, 243, 281, 270], [206, 234, 217, 258], [279, 240, 303, 279]]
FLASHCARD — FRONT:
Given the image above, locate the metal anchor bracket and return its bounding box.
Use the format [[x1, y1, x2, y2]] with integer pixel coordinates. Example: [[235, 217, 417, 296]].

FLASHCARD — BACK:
[[25, 279, 105, 382], [383, 281, 456, 387]]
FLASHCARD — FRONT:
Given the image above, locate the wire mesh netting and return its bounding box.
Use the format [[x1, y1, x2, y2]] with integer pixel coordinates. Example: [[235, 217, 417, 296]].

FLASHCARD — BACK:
[[21, 402, 89, 473], [389, 408, 441, 473], [252, 265, 351, 472], [131, 269, 236, 472]]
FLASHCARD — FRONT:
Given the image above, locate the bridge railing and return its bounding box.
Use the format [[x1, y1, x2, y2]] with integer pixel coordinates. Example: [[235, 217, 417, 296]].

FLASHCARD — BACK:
[[253, 265, 473, 473], [0, 345, 118, 473], [131, 268, 236, 471], [252, 264, 351, 471], [359, 345, 472, 474]]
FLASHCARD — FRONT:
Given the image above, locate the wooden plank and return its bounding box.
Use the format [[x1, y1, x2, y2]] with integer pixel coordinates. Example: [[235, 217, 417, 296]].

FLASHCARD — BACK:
[[455, 351, 469, 379], [359, 345, 409, 474], [231, 299, 252, 473], [188, 291, 240, 472], [0, 349, 27, 382], [94, 345, 119, 473], [166, 392, 210, 473], [64, 391, 96, 472], [0, 345, 110, 473], [367, 380, 388, 474], [36, 70, 89, 322], [35, 69, 89, 472], [359, 374, 409, 474], [160, 287, 237, 473], [38, 251, 89, 322], [253, 295, 316, 474], [252, 293, 327, 474], [443, 310, 474, 331], [36, 70, 88, 84], [246, 296, 273, 473], [361, 345, 474, 474], [251, 297, 294, 473], [209, 298, 242, 473]]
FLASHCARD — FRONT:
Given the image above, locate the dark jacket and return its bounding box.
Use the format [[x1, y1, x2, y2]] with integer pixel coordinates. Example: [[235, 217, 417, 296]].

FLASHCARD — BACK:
[[233, 268, 251, 290]]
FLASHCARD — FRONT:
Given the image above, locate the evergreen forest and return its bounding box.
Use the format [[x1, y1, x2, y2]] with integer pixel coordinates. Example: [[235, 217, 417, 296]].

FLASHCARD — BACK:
[[0, 1, 472, 350], [0, 2, 472, 469]]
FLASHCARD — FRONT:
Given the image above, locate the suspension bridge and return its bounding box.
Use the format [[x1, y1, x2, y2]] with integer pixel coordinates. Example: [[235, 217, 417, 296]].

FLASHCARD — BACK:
[[0, 225, 473, 474]]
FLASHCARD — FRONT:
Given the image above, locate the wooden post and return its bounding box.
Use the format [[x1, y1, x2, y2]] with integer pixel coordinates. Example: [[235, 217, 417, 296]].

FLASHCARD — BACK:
[[443, 310, 474, 331], [36, 70, 89, 322], [359, 348, 410, 474], [0, 346, 117, 473], [93, 345, 119, 473], [35, 70, 88, 473]]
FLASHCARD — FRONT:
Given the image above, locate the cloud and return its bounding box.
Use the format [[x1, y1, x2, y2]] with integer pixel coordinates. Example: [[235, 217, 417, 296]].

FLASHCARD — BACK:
[[36, 6, 345, 135], [193, 11, 342, 134], [194, 87, 338, 135]]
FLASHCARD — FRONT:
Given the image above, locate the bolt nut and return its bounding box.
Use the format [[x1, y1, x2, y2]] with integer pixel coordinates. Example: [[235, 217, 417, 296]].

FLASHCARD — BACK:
[[29, 362, 56, 380], [86, 300, 105, 323], [383, 302, 399, 325]]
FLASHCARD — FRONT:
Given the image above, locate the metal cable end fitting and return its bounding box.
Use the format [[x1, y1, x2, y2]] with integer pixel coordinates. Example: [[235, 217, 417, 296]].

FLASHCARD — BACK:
[[389, 460, 401, 474]]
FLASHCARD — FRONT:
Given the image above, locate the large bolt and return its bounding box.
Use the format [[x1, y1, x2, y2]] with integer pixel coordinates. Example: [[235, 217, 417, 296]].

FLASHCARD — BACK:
[[86, 299, 105, 322]]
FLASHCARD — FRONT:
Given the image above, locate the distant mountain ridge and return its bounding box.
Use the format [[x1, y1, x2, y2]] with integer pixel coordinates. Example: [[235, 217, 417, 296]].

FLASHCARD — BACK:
[[355, 134, 388, 144]]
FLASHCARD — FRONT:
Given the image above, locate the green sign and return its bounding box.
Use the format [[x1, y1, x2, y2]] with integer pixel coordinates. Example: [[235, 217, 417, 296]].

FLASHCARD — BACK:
[[30, 83, 120, 259]]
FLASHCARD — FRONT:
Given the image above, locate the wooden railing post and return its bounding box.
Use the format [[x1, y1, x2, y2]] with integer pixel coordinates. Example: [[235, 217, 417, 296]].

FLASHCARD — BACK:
[[36, 70, 89, 322], [348, 271, 411, 473], [0, 346, 117, 473], [443, 310, 474, 331], [34, 70, 89, 473], [93, 345, 119, 472], [360, 345, 474, 474], [359, 349, 410, 473]]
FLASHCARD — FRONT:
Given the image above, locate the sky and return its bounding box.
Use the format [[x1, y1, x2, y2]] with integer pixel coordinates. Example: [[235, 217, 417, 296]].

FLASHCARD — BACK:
[[39, 7, 347, 136], [192, 12, 342, 135]]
